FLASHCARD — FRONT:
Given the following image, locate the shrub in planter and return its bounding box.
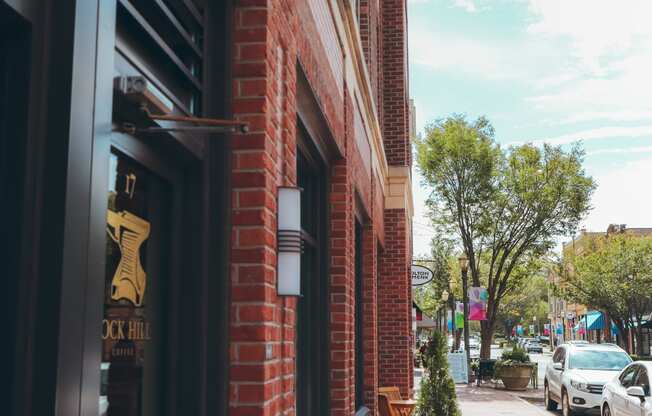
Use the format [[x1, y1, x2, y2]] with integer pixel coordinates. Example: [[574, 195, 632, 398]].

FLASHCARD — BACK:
[[495, 347, 535, 391], [417, 332, 460, 416]]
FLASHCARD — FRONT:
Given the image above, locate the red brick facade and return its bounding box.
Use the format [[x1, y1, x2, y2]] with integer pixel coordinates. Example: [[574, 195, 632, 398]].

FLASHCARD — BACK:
[[228, 1, 413, 414]]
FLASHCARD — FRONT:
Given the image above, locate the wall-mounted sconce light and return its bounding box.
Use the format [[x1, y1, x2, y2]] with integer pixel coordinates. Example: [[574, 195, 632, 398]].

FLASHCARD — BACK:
[[277, 187, 302, 296]]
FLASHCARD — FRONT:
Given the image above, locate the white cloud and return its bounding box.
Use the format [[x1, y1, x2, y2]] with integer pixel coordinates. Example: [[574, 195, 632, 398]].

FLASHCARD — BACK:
[[523, 1, 652, 124], [582, 157, 652, 231], [560, 110, 652, 125], [588, 146, 652, 156], [453, 0, 477, 13], [517, 125, 652, 146], [527, 0, 652, 75], [409, 26, 561, 81]]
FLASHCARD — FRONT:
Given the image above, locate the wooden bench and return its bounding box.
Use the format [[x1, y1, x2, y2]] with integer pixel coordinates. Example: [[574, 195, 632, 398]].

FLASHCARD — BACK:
[[378, 386, 416, 416]]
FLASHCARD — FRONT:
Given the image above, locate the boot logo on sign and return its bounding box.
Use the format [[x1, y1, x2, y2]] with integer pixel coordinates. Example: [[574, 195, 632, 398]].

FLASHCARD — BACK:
[[106, 210, 151, 307]]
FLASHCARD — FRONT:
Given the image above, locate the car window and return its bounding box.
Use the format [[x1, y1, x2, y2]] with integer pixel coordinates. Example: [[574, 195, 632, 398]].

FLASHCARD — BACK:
[[569, 350, 632, 370], [553, 347, 564, 363], [634, 368, 650, 396], [620, 365, 639, 388]]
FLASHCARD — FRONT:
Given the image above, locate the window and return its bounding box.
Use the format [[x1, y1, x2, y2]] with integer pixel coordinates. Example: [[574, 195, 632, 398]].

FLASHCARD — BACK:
[[620, 365, 639, 388], [634, 368, 650, 396], [568, 350, 631, 371], [553, 347, 565, 364], [296, 137, 329, 416]]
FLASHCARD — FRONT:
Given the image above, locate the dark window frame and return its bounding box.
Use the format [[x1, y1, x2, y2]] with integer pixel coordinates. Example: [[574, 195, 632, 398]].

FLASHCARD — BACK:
[[354, 220, 365, 410], [296, 121, 331, 416]]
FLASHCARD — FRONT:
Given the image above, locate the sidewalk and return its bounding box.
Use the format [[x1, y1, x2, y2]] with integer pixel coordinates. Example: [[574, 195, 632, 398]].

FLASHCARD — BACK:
[[456, 385, 549, 416]]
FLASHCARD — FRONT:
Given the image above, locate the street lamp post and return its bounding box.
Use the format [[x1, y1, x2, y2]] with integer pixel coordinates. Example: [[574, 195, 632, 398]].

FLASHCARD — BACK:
[[441, 290, 450, 336], [459, 255, 470, 383]]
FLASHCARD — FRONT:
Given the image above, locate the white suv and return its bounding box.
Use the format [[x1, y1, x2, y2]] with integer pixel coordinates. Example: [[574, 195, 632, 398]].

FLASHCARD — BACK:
[[544, 343, 632, 416]]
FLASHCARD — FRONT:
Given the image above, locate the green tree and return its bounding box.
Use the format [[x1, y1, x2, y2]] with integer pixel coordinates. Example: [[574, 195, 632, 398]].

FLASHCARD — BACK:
[[561, 234, 652, 354], [497, 272, 549, 337], [416, 115, 595, 358], [417, 331, 460, 416]]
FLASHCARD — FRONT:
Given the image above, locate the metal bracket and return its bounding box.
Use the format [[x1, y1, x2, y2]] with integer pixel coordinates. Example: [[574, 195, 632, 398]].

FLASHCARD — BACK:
[[114, 76, 249, 135], [120, 107, 249, 135]]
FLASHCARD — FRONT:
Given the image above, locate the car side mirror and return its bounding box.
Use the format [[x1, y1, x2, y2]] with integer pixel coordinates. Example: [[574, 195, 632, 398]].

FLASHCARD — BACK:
[[552, 362, 563, 371], [626, 386, 646, 402]]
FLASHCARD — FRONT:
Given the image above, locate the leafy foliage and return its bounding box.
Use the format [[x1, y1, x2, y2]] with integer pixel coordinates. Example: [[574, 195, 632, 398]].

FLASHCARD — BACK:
[[417, 332, 460, 416], [416, 115, 595, 357], [560, 233, 652, 354], [495, 347, 535, 375]]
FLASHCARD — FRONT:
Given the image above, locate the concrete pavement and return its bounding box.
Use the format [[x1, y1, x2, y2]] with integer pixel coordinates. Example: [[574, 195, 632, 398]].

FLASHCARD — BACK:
[[457, 385, 551, 416]]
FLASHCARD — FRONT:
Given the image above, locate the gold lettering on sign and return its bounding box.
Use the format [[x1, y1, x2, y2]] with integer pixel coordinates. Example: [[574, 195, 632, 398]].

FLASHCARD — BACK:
[[106, 211, 150, 306], [125, 173, 137, 198], [102, 319, 152, 340]]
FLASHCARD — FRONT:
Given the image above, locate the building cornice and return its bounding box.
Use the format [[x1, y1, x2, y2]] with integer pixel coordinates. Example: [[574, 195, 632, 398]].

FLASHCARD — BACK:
[[385, 166, 414, 217], [332, 0, 389, 188]]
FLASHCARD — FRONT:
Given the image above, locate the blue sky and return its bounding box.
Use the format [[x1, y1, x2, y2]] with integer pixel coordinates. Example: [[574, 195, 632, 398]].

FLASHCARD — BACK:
[[409, 0, 652, 257]]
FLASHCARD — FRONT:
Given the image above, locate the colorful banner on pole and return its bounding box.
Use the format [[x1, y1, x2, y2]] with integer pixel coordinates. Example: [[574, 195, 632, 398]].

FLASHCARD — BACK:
[[456, 302, 464, 328], [468, 287, 487, 320], [447, 303, 465, 330], [516, 325, 524, 336], [544, 323, 550, 336]]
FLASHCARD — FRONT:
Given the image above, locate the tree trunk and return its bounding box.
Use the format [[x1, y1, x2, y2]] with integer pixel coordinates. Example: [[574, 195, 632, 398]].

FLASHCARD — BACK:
[[635, 326, 644, 356], [614, 320, 629, 353], [480, 304, 498, 359]]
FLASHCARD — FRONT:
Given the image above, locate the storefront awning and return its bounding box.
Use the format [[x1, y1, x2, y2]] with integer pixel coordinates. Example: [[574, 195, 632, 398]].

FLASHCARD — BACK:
[[573, 311, 619, 334]]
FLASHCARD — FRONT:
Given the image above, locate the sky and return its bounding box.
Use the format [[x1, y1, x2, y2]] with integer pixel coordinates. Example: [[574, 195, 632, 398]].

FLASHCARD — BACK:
[[408, 0, 652, 258]]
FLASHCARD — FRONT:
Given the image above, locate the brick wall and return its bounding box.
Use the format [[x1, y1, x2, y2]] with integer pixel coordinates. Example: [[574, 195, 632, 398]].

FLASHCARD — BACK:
[[227, 0, 412, 414], [359, 0, 382, 113], [378, 208, 413, 398], [382, 0, 410, 166]]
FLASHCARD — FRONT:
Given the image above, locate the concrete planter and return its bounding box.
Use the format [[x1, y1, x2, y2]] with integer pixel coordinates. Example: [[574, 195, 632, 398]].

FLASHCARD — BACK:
[[497, 365, 534, 391]]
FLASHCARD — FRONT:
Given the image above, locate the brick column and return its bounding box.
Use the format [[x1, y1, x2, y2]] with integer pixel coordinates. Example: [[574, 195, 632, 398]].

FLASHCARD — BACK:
[[378, 208, 412, 398], [229, 1, 298, 415], [329, 159, 355, 416]]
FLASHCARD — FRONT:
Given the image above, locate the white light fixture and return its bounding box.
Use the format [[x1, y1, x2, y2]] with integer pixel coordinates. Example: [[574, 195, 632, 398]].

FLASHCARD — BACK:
[[277, 186, 302, 296]]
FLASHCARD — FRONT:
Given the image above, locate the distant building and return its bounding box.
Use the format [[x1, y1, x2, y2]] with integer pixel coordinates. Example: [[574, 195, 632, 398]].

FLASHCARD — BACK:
[[548, 225, 652, 353]]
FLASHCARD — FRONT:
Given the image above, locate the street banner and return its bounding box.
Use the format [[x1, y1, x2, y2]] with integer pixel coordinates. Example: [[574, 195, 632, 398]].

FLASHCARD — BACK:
[[529, 325, 535, 335], [468, 287, 487, 320], [445, 303, 465, 329], [456, 302, 464, 328], [544, 323, 550, 336], [556, 323, 563, 335], [516, 325, 524, 336]]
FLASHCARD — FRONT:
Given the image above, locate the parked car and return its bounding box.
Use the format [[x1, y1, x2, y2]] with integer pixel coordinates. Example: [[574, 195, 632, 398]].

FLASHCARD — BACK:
[[601, 361, 652, 416], [519, 337, 535, 349], [527, 341, 544, 354], [544, 343, 632, 415]]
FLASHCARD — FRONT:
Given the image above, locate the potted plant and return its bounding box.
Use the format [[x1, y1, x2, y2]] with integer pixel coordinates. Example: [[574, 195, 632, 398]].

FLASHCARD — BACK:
[[494, 347, 535, 391]]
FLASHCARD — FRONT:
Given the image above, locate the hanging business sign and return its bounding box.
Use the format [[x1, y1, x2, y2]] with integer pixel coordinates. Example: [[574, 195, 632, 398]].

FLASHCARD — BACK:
[[411, 265, 434, 286]]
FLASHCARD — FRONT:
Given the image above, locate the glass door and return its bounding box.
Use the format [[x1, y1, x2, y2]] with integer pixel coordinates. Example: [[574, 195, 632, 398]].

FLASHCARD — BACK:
[[99, 144, 178, 416]]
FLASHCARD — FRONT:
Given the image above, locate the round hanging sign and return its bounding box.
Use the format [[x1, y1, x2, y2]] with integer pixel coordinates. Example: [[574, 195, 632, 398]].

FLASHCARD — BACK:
[[411, 265, 434, 286]]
